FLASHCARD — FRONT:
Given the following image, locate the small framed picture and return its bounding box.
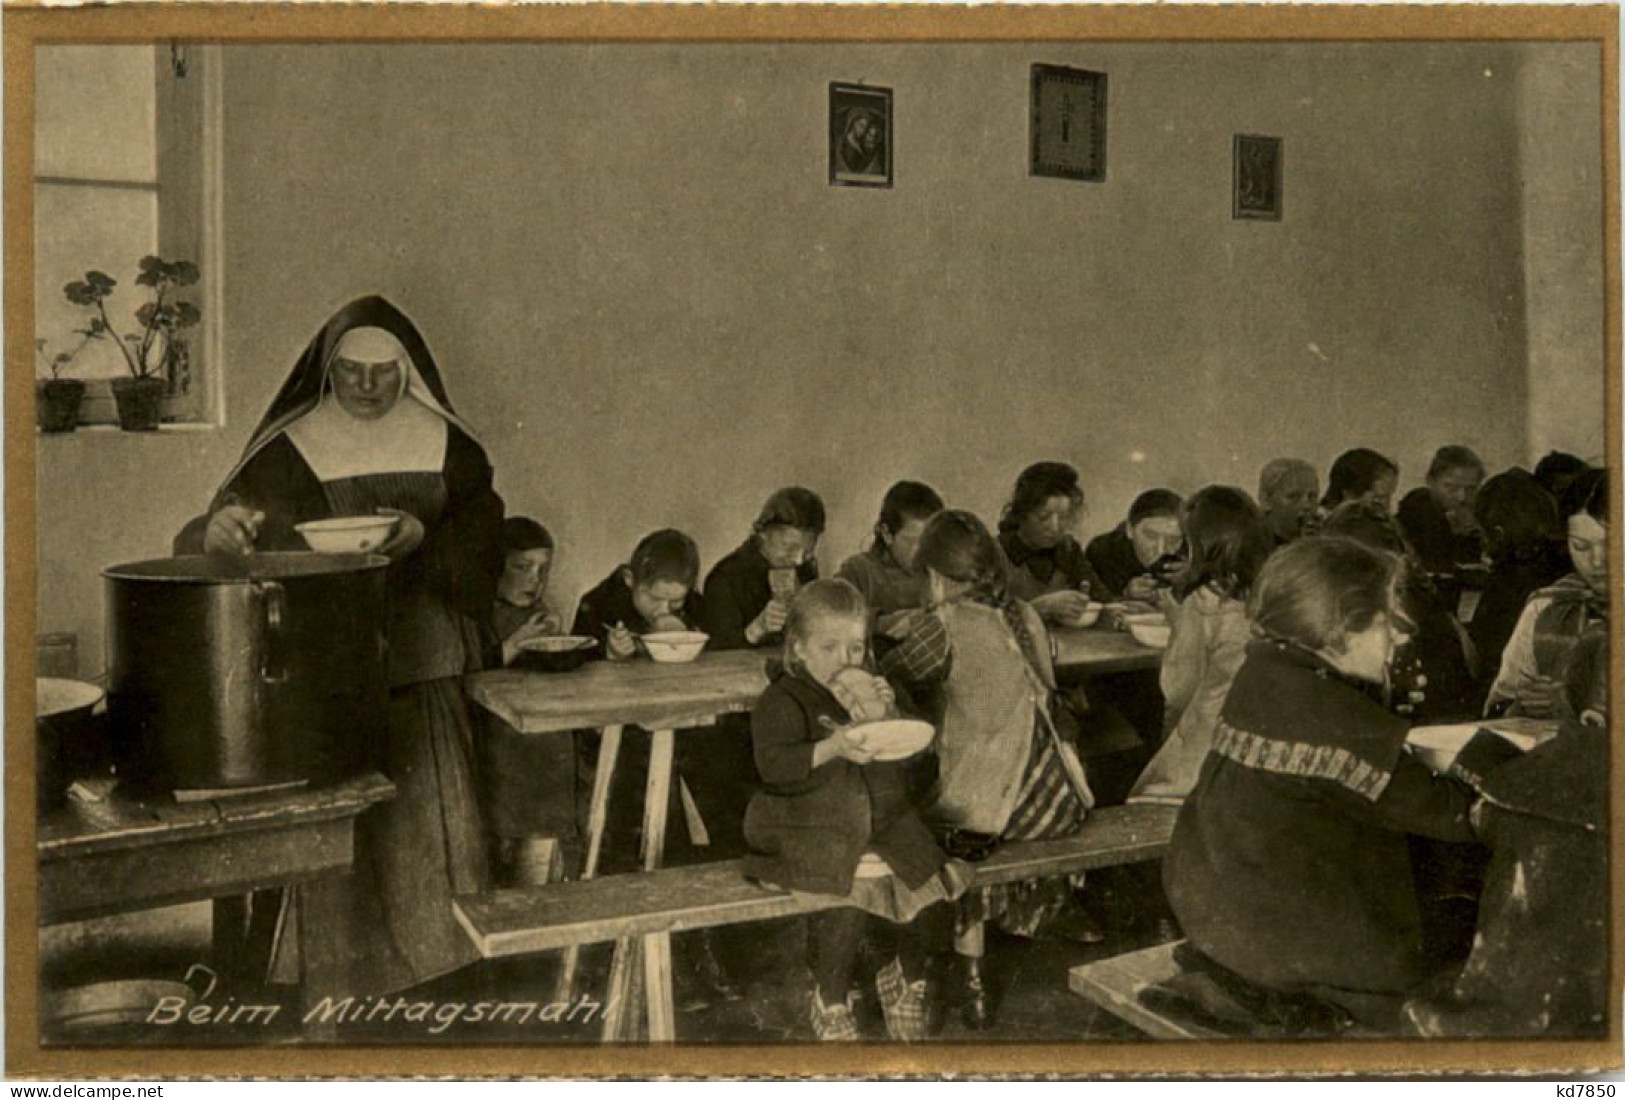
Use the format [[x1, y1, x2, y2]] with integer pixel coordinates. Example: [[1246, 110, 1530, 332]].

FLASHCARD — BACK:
[[1233, 134, 1283, 220], [829, 82, 892, 188], [1030, 64, 1107, 182]]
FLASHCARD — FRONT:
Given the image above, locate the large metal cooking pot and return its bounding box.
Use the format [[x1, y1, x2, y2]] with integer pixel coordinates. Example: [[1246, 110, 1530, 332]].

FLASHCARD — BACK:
[[104, 553, 389, 793]]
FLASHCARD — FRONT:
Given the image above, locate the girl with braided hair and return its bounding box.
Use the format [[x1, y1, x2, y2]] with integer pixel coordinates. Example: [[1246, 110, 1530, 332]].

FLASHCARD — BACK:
[[881, 509, 1096, 1029]]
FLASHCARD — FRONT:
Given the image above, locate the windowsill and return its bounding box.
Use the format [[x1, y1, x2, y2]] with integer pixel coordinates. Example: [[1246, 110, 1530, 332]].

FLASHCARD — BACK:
[[37, 421, 220, 436]]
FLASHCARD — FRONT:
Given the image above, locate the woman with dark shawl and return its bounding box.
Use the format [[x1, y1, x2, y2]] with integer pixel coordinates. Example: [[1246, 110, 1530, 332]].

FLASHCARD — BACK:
[[176, 296, 505, 996]]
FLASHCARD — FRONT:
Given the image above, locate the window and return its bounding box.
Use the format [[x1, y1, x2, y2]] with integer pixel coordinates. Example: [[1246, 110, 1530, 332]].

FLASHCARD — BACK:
[[34, 44, 220, 427]]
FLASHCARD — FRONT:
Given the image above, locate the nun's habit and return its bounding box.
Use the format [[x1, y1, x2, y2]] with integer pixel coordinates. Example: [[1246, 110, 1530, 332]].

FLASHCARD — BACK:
[[177, 296, 504, 996]]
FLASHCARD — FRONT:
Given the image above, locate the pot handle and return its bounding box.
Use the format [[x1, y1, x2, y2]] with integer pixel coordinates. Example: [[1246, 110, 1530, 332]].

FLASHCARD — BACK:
[[257, 580, 290, 685]]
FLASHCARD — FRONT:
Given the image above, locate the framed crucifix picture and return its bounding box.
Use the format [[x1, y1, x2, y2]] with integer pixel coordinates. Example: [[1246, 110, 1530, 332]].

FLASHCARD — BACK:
[[1030, 63, 1107, 182], [829, 82, 892, 188], [1233, 134, 1284, 220]]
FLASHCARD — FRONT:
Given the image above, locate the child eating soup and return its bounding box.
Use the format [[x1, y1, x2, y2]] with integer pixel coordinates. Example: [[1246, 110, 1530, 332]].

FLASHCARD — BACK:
[[995, 462, 1103, 627], [1163, 537, 1483, 1032], [883, 510, 1097, 1028], [704, 487, 826, 650], [744, 580, 966, 1041], [1485, 468, 1609, 718], [1128, 486, 1270, 805], [837, 480, 945, 644]]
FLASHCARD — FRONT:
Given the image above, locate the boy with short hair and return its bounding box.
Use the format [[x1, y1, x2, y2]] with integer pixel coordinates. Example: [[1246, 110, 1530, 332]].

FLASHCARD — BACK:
[[571, 530, 742, 1007], [572, 528, 705, 658]]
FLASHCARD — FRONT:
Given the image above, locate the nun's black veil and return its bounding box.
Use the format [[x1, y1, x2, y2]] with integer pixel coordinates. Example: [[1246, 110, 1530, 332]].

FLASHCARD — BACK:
[[181, 296, 496, 570], [219, 296, 472, 498]]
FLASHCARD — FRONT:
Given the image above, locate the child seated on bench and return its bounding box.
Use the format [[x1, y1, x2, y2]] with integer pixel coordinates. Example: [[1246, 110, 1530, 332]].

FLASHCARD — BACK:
[[837, 480, 944, 655], [745, 579, 968, 1042], [1163, 536, 1484, 1032], [466, 517, 576, 885], [1128, 486, 1269, 806], [882, 510, 1099, 1029], [572, 529, 743, 1007], [573, 527, 706, 660]]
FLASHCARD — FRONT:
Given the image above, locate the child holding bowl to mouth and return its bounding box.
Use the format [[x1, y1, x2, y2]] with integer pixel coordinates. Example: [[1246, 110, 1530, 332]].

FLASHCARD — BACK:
[[704, 487, 827, 650], [1085, 488, 1187, 603], [745, 579, 966, 1042], [687, 488, 829, 994]]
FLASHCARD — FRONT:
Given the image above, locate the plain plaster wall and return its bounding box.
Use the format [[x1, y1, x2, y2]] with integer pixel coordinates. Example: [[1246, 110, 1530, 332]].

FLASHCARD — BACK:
[[1517, 44, 1609, 467], [35, 41, 1603, 674]]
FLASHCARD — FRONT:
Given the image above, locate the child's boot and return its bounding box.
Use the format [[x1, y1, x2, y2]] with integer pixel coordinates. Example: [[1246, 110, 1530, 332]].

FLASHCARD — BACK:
[[875, 957, 931, 1042], [809, 987, 860, 1041], [959, 954, 994, 1031]]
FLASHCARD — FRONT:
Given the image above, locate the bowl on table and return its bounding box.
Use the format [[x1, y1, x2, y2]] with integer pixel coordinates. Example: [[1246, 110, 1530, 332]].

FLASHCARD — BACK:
[[641, 631, 710, 664], [514, 634, 595, 673], [518, 635, 594, 655], [848, 719, 934, 762], [1127, 619, 1172, 649], [1066, 601, 1106, 629], [295, 515, 398, 554]]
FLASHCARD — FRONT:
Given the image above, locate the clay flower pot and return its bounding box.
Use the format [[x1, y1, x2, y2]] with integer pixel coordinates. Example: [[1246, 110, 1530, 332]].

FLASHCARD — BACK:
[[110, 376, 167, 431], [36, 379, 86, 433]]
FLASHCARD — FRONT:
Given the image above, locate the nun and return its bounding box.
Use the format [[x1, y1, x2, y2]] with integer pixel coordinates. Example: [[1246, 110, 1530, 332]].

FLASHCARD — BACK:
[[176, 295, 505, 997]]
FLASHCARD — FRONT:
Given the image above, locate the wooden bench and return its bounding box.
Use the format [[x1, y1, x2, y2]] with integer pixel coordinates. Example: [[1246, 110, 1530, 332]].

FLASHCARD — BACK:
[[1069, 940, 1378, 1040], [454, 801, 1179, 1040], [1069, 940, 1224, 1039]]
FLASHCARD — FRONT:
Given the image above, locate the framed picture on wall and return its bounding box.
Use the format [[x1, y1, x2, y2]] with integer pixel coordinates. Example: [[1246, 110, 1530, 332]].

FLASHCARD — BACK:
[[1030, 64, 1107, 182], [829, 82, 892, 188], [1233, 134, 1283, 220]]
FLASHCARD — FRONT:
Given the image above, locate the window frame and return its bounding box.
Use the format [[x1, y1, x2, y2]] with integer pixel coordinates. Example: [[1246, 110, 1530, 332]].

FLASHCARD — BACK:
[[34, 43, 223, 429]]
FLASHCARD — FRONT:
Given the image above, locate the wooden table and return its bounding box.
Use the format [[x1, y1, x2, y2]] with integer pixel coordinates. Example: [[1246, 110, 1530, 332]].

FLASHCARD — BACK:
[[469, 649, 768, 1040], [38, 772, 394, 1038], [466, 633, 1164, 1041], [1051, 625, 1165, 674]]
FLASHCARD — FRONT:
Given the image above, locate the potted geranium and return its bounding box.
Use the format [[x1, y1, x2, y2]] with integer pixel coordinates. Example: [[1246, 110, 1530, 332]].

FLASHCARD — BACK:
[[34, 334, 90, 433], [64, 256, 201, 432]]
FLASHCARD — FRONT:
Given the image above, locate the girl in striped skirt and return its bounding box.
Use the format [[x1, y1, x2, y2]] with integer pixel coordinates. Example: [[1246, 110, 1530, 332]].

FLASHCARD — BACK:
[[882, 509, 1095, 1029]]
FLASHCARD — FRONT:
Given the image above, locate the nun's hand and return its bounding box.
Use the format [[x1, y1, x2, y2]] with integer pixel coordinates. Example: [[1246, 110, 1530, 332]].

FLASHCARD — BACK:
[[373, 508, 425, 560], [204, 505, 264, 556]]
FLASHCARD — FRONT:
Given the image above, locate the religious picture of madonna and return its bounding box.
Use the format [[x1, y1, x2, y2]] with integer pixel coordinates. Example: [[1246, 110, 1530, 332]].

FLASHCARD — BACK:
[[829, 82, 892, 188]]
